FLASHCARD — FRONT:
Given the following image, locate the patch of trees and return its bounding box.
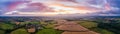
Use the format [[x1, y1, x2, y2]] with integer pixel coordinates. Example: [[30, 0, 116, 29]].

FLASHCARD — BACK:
[[96, 18, 120, 34], [36, 29, 62, 34], [77, 20, 115, 34]]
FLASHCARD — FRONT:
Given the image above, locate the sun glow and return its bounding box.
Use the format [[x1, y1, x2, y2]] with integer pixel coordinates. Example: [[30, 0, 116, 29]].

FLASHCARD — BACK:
[[3, 0, 117, 16], [48, 4, 98, 14]]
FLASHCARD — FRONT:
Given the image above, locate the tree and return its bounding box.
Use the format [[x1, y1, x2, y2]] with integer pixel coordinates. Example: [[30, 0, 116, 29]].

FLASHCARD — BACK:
[[20, 21, 40, 26], [91, 28, 115, 34], [100, 29, 115, 34], [29, 21, 40, 24], [11, 29, 29, 34], [0, 23, 14, 30], [0, 30, 5, 34], [78, 21, 98, 28], [44, 24, 55, 29], [36, 29, 62, 34]]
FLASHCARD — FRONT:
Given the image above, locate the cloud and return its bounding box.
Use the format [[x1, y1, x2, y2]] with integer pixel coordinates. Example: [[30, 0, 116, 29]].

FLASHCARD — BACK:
[[0, 0, 120, 16]]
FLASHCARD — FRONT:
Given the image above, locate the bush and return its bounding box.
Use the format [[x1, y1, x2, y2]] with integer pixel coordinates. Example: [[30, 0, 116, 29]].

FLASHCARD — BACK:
[[78, 21, 98, 28], [0, 23, 14, 30], [0, 30, 5, 34], [100, 29, 115, 34], [36, 29, 62, 34], [11, 29, 29, 34], [91, 28, 115, 34], [40, 21, 56, 29], [20, 21, 40, 25]]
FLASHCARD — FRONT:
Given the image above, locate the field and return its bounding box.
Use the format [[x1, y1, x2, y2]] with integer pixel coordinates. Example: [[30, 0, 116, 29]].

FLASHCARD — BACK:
[[0, 16, 120, 34]]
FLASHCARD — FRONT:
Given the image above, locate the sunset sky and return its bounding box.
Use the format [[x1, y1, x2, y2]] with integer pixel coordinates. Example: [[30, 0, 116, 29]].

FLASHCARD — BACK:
[[0, 0, 120, 16]]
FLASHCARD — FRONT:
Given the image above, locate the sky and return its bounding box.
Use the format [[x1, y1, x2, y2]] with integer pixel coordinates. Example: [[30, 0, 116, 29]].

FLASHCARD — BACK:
[[0, 0, 120, 16]]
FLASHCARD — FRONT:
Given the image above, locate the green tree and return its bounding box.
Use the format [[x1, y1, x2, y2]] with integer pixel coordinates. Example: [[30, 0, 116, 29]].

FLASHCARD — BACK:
[[20, 21, 40, 26], [78, 21, 98, 28], [91, 28, 114, 34], [100, 29, 115, 34], [0, 23, 14, 30], [36, 29, 62, 34], [41, 21, 56, 29], [0, 30, 5, 34], [44, 24, 55, 29], [11, 29, 29, 34], [29, 21, 40, 24]]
